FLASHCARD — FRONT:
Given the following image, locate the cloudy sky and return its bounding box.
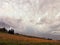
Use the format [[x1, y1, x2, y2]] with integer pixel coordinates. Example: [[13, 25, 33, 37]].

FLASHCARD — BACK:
[[0, 0, 60, 40]]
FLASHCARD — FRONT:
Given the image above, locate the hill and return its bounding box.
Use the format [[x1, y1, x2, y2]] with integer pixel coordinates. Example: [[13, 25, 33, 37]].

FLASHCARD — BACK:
[[0, 32, 60, 45]]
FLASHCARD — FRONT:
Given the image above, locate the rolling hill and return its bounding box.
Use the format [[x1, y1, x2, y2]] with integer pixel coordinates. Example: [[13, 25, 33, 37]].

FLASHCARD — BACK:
[[0, 32, 60, 45]]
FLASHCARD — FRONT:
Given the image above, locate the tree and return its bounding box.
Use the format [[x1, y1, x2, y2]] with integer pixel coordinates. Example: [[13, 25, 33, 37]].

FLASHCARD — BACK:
[[0, 27, 7, 32], [47, 38, 52, 40], [8, 29, 14, 34]]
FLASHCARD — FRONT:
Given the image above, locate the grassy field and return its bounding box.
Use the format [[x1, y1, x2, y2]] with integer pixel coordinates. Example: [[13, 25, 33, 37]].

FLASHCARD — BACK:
[[0, 32, 60, 45]]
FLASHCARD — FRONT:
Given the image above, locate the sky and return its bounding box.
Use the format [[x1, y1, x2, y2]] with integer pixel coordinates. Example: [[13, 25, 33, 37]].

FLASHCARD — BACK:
[[0, 0, 60, 40]]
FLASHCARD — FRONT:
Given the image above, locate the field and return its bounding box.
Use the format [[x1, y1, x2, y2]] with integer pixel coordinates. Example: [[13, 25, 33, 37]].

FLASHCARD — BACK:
[[0, 32, 60, 45]]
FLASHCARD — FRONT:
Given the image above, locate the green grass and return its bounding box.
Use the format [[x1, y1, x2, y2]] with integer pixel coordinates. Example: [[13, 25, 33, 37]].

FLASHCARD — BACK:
[[0, 42, 60, 45], [0, 40, 60, 45]]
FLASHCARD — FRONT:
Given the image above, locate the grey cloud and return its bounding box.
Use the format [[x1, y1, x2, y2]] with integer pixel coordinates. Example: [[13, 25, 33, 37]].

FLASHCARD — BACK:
[[0, 0, 60, 40]]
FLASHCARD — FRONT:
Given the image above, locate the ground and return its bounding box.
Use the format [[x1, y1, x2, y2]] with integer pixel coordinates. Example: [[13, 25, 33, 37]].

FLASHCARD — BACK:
[[0, 32, 60, 45]]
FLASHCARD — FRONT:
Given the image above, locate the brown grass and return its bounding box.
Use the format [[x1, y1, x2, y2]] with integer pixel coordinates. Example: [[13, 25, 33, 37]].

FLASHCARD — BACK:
[[0, 32, 58, 43]]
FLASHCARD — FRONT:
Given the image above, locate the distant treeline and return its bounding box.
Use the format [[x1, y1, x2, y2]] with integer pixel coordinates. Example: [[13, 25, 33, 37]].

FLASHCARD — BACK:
[[0, 27, 14, 34]]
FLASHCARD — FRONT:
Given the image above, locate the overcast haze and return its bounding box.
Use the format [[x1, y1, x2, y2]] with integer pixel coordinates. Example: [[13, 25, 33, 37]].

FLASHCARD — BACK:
[[0, 0, 60, 40]]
